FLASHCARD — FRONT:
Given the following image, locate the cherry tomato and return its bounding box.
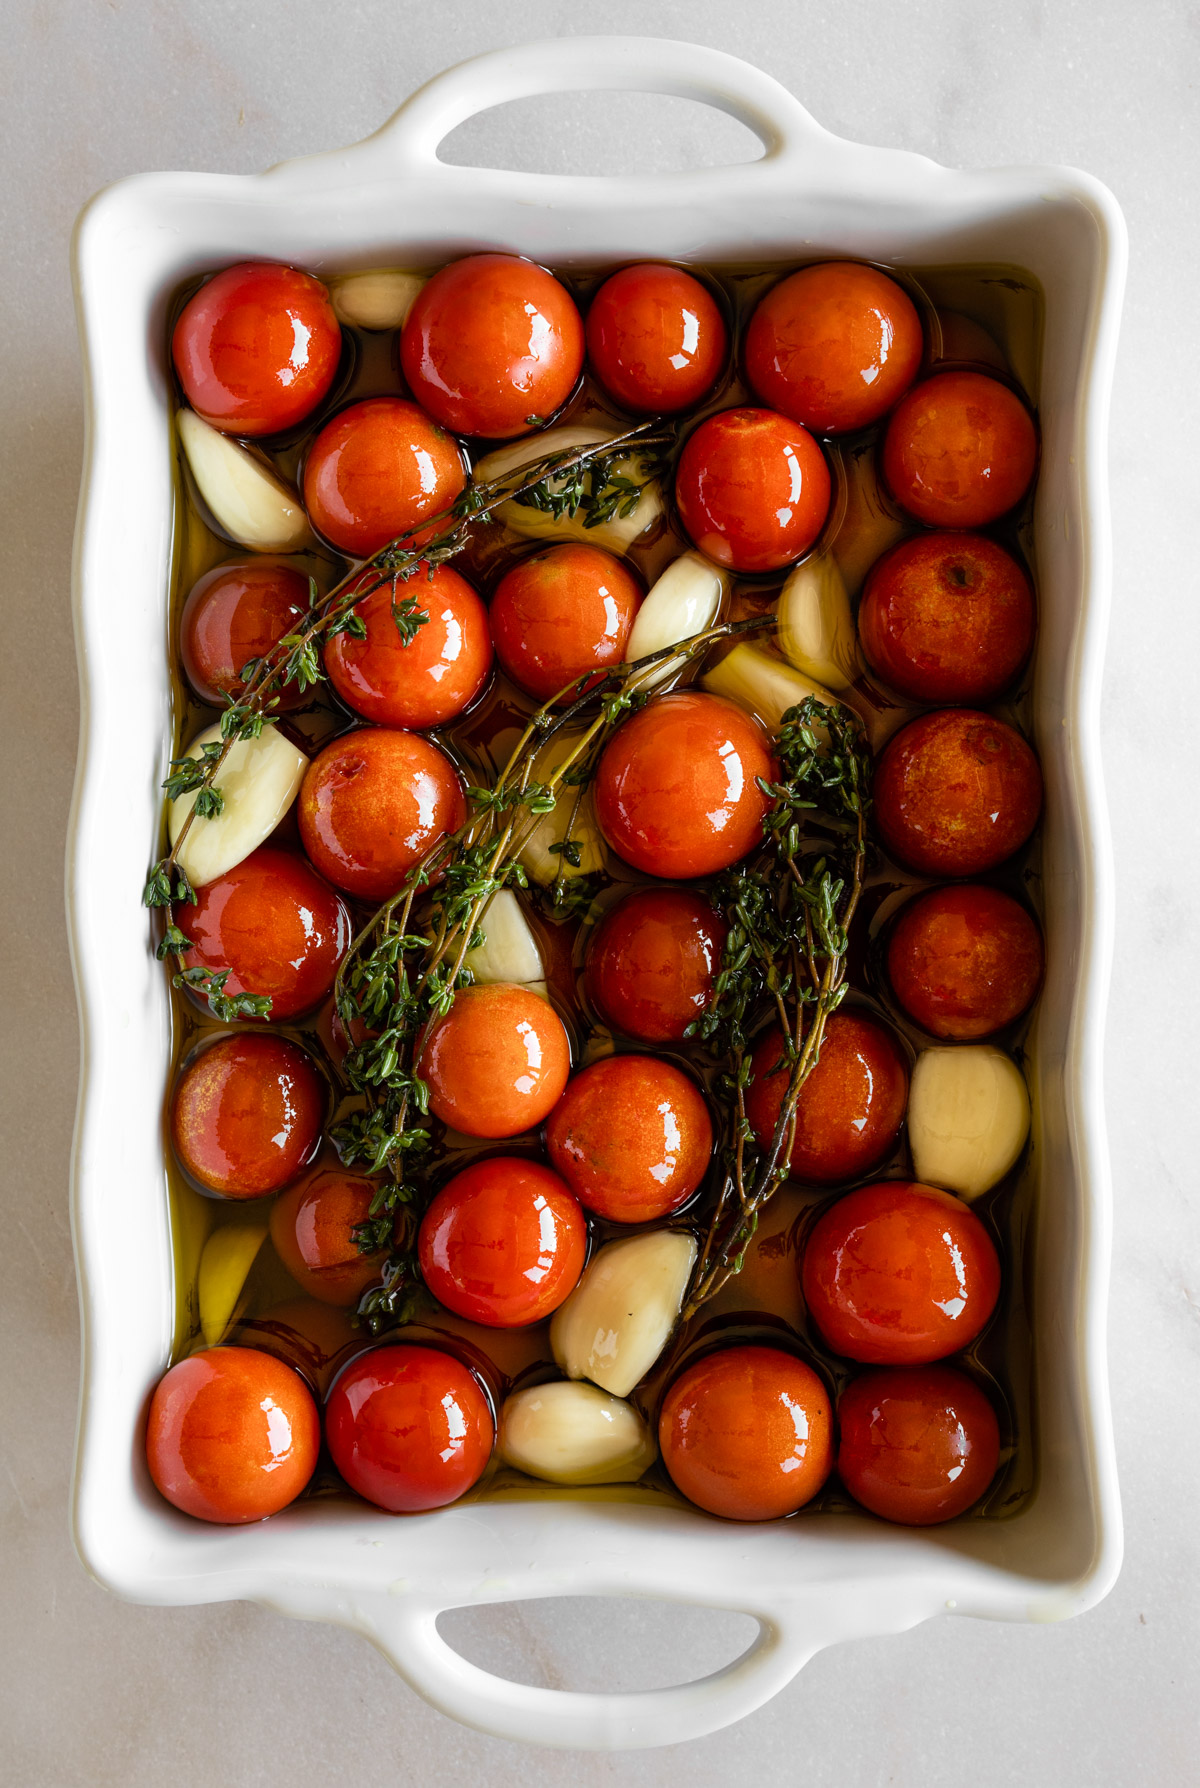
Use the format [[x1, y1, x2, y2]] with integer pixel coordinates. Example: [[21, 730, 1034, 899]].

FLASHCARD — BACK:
[[302, 397, 466, 557], [744, 1012, 909, 1184], [858, 532, 1035, 704], [745, 262, 923, 435], [887, 885, 1043, 1039], [489, 543, 642, 702], [146, 1346, 319, 1522], [325, 1344, 494, 1511], [674, 407, 830, 573], [545, 1055, 712, 1223], [418, 1157, 586, 1326], [400, 254, 585, 439], [585, 886, 726, 1043], [882, 371, 1037, 528], [180, 559, 311, 710], [802, 1181, 1001, 1364], [171, 1034, 325, 1198], [595, 690, 773, 879], [837, 1364, 1001, 1525], [658, 1345, 833, 1520], [324, 563, 492, 728], [269, 1167, 389, 1307], [416, 983, 571, 1139], [298, 727, 466, 902], [585, 263, 727, 414], [873, 709, 1042, 877], [173, 846, 351, 1021]]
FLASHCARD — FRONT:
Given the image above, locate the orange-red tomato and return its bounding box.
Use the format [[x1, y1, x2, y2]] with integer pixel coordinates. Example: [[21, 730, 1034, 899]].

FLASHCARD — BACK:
[[146, 1346, 320, 1522], [545, 1055, 713, 1223], [674, 407, 830, 573], [595, 691, 773, 879], [585, 263, 727, 414], [180, 559, 311, 710], [585, 886, 726, 1043], [302, 397, 466, 557], [837, 1364, 1001, 1525], [882, 371, 1037, 528], [172, 261, 341, 437], [489, 543, 642, 702], [400, 254, 584, 439], [324, 563, 492, 728], [269, 1167, 389, 1306], [873, 709, 1042, 877], [658, 1345, 833, 1520], [417, 1157, 586, 1326], [744, 1012, 909, 1184], [858, 532, 1035, 704], [744, 262, 923, 435], [416, 983, 571, 1139], [887, 885, 1043, 1039], [171, 1034, 325, 1198], [173, 846, 351, 1021], [325, 1344, 494, 1511], [298, 727, 466, 901], [802, 1181, 1001, 1364]]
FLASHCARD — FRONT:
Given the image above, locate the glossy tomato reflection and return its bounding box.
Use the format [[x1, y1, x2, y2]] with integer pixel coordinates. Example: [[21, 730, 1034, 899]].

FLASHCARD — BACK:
[[545, 1055, 713, 1223], [745, 1012, 909, 1184], [298, 727, 466, 902], [873, 709, 1042, 877], [837, 1363, 1001, 1525], [269, 1167, 389, 1306], [490, 543, 642, 702], [416, 983, 571, 1139], [171, 1033, 325, 1198], [180, 559, 311, 710], [882, 371, 1037, 528], [324, 562, 492, 728], [586, 263, 727, 414], [325, 1344, 494, 1512], [585, 886, 726, 1043], [302, 397, 466, 557], [675, 407, 831, 573], [417, 1157, 586, 1327]]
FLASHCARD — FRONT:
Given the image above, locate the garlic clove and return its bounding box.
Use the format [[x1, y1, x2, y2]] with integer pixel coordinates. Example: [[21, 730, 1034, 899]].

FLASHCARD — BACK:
[[627, 549, 729, 689], [777, 552, 860, 691], [702, 641, 843, 737], [178, 409, 316, 553], [832, 441, 909, 597], [517, 731, 608, 888], [463, 888, 544, 985], [498, 1380, 657, 1485], [328, 268, 426, 331], [168, 721, 309, 887], [550, 1229, 697, 1398], [908, 1044, 1031, 1200], [198, 1223, 267, 1347], [473, 426, 663, 554]]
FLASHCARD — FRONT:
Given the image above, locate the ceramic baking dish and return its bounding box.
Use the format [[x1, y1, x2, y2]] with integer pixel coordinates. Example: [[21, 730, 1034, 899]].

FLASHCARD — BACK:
[[68, 36, 1126, 1750]]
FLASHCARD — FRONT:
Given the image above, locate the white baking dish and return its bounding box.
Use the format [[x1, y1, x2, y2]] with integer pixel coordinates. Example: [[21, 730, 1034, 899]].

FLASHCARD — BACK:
[[68, 36, 1126, 1750]]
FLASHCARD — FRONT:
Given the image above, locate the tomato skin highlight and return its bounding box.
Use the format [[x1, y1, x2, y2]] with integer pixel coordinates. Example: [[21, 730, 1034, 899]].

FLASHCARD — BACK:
[[836, 1363, 1001, 1525], [744, 1012, 909, 1185], [298, 727, 466, 902], [882, 370, 1037, 528], [270, 1167, 389, 1306], [674, 407, 831, 573], [171, 1034, 326, 1199], [325, 1344, 494, 1511], [302, 397, 466, 557], [585, 886, 726, 1043], [180, 559, 311, 710], [417, 983, 572, 1140], [417, 1156, 587, 1327], [489, 543, 642, 702], [873, 708, 1042, 877], [325, 562, 492, 728], [887, 884, 1043, 1040], [545, 1055, 713, 1223], [586, 263, 727, 414]]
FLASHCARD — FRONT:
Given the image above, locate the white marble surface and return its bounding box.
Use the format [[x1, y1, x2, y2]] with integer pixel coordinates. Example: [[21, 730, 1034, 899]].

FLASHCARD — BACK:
[[3, 1, 1198, 1779]]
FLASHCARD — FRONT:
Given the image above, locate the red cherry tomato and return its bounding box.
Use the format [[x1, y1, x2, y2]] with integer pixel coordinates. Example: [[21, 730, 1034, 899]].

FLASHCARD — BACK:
[[418, 1157, 586, 1326], [675, 407, 830, 573], [882, 371, 1038, 528], [745, 1012, 909, 1184], [172, 262, 341, 437], [269, 1167, 389, 1307], [298, 728, 466, 901], [658, 1345, 833, 1520], [837, 1364, 1001, 1525], [858, 532, 1035, 704], [873, 709, 1042, 877], [173, 846, 351, 1021], [400, 254, 585, 439], [745, 262, 923, 435], [302, 397, 465, 558], [802, 1181, 1001, 1364], [416, 983, 571, 1139], [585, 263, 727, 414], [171, 1034, 325, 1198], [325, 1344, 494, 1511], [585, 886, 726, 1043], [887, 885, 1044, 1039], [490, 543, 642, 702], [146, 1346, 320, 1522], [595, 690, 773, 879], [180, 559, 311, 710], [545, 1055, 712, 1223], [324, 563, 492, 728]]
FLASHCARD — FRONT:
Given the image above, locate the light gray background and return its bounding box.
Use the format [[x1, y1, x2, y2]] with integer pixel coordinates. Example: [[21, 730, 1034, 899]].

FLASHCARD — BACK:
[[3, 2, 1197, 1781]]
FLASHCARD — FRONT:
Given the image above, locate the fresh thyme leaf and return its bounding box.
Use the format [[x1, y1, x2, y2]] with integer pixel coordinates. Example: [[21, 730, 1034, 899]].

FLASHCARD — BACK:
[[171, 964, 272, 1023]]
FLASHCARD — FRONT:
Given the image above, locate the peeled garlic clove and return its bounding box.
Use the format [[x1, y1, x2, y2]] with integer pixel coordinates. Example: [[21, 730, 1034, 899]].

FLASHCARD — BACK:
[[702, 642, 843, 737], [463, 888, 544, 985], [777, 553, 859, 691], [178, 409, 315, 553], [627, 549, 729, 689], [329, 268, 425, 330], [498, 1380, 656, 1486], [517, 732, 608, 888], [473, 426, 663, 554], [908, 1045, 1031, 1200], [551, 1229, 697, 1398], [198, 1223, 267, 1347], [833, 443, 909, 597], [168, 721, 308, 887]]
